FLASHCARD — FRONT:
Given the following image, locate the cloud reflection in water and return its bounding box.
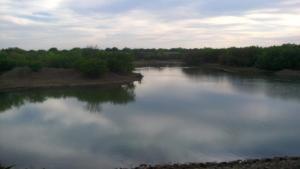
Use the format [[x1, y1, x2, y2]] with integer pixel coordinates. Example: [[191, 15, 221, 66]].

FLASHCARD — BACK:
[[0, 67, 300, 169]]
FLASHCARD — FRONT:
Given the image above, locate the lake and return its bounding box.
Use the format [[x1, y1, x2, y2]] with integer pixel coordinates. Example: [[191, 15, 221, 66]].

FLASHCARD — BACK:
[[0, 67, 300, 169]]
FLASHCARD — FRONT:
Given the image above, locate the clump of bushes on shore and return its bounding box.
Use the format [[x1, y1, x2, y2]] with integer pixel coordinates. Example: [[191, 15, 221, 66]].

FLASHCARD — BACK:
[[183, 44, 300, 71], [0, 47, 134, 77], [119, 44, 300, 71], [77, 58, 108, 77], [113, 44, 300, 72]]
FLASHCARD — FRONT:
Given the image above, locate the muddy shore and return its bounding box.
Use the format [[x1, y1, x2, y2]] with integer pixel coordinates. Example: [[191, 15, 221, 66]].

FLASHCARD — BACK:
[[135, 60, 300, 78], [126, 157, 300, 169], [201, 64, 300, 78], [1, 62, 299, 92], [0, 68, 142, 92]]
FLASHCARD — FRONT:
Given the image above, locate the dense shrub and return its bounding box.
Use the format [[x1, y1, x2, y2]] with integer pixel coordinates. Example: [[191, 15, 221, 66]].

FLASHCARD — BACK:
[[77, 59, 108, 77], [255, 45, 300, 70], [185, 48, 223, 65], [0, 52, 15, 72], [45, 53, 73, 68], [0, 59, 15, 72], [218, 47, 261, 67], [183, 44, 300, 71], [28, 62, 42, 72], [0, 47, 135, 76], [107, 53, 134, 73]]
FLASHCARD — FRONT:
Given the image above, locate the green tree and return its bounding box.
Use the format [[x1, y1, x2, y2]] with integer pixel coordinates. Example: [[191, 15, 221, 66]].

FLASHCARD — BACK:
[[107, 52, 134, 73], [77, 58, 108, 77]]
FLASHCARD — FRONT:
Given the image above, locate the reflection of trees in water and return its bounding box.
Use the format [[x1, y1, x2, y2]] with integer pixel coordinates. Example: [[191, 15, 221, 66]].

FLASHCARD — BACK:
[[182, 68, 300, 101], [0, 84, 136, 113], [82, 84, 136, 113]]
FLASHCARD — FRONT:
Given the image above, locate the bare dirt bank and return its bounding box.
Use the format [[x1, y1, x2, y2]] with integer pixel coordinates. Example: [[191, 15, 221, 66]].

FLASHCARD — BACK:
[[127, 157, 300, 169], [0, 68, 142, 92]]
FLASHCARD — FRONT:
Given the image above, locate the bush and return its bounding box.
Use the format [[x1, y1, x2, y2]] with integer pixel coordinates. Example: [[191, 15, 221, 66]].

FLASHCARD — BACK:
[[0, 48, 136, 76], [46, 53, 73, 68], [255, 45, 300, 70], [29, 62, 42, 72], [0, 58, 15, 72], [77, 59, 108, 77], [107, 53, 134, 73], [218, 47, 260, 67]]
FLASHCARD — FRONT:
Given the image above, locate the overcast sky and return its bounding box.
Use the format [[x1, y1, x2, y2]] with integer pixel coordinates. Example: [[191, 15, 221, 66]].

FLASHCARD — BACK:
[[0, 0, 300, 49]]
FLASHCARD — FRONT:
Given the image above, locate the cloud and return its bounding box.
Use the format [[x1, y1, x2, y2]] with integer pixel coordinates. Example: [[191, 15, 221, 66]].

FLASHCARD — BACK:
[[0, 0, 299, 49]]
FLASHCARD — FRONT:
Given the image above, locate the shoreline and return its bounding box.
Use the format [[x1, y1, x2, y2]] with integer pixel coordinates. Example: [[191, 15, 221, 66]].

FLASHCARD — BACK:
[[1, 62, 299, 92], [135, 60, 300, 78], [0, 68, 142, 92], [200, 64, 300, 78], [126, 157, 300, 169]]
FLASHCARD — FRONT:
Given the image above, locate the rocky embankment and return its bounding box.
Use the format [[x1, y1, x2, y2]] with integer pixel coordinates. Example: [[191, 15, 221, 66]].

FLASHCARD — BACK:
[[125, 157, 300, 169]]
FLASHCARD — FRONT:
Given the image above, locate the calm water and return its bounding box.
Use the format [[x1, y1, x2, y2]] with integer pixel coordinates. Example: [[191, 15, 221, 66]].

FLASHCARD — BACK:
[[1, 67, 300, 169]]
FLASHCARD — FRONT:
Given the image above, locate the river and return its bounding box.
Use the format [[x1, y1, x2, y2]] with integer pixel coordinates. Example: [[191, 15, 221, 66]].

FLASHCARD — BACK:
[[0, 67, 300, 169]]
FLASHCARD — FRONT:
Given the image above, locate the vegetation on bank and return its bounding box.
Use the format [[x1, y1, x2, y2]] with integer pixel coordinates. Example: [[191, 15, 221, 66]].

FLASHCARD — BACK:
[[1, 44, 300, 75], [123, 44, 300, 71], [183, 44, 300, 71], [110, 44, 300, 72], [0, 48, 134, 77]]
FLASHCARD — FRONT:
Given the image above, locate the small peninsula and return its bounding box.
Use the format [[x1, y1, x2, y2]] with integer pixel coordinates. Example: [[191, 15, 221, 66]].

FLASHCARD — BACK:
[[0, 48, 142, 91]]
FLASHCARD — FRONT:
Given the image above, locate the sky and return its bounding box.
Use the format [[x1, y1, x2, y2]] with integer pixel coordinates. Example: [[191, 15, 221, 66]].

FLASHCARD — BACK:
[[0, 0, 300, 49]]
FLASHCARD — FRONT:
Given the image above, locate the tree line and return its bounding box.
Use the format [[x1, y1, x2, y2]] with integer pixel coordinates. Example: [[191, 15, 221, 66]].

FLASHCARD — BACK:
[[1, 44, 300, 75], [125, 44, 300, 71], [0, 47, 134, 77], [183, 44, 300, 71], [108, 44, 300, 71]]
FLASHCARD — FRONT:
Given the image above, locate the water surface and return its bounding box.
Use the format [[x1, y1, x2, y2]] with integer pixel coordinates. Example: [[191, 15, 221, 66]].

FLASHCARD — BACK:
[[1, 67, 300, 169]]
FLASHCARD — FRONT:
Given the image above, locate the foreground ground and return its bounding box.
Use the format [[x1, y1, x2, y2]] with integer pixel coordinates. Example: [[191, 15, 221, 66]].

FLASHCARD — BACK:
[[1, 157, 299, 169], [0, 68, 142, 92], [125, 157, 300, 169]]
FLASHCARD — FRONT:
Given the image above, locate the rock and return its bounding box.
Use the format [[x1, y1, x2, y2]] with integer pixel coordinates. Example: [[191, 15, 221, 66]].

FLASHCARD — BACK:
[[129, 157, 300, 169]]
